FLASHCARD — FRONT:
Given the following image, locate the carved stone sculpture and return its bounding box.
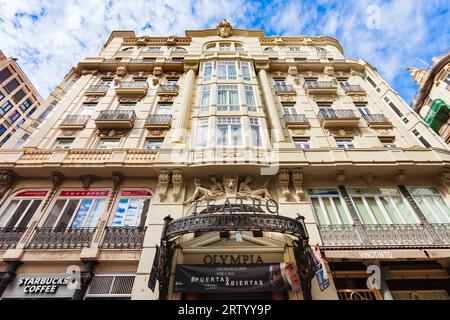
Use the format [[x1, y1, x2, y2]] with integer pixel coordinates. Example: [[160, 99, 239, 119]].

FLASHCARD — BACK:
[[278, 169, 290, 201], [158, 170, 171, 202], [238, 175, 272, 200], [172, 169, 183, 201], [184, 176, 224, 204], [292, 168, 305, 201], [217, 19, 232, 38]]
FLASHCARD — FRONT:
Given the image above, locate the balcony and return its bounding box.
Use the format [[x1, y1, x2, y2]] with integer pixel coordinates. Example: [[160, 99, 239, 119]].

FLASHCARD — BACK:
[[304, 81, 338, 95], [115, 81, 148, 96], [27, 227, 95, 249], [317, 224, 450, 248], [157, 84, 179, 96], [342, 84, 365, 95], [165, 58, 184, 64], [318, 109, 360, 128], [362, 114, 393, 129], [85, 84, 109, 96], [60, 115, 90, 129], [274, 84, 296, 95], [100, 226, 146, 249], [145, 114, 172, 129], [0, 227, 25, 250], [129, 58, 156, 64], [283, 114, 310, 129], [95, 110, 137, 129]]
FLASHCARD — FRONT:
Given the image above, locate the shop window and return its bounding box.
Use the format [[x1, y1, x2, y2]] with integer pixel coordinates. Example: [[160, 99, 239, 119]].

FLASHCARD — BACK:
[[408, 188, 450, 224], [0, 190, 48, 228], [42, 190, 109, 230], [308, 189, 353, 225], [110, 190, 152, 227], [348, 188, 419, 225]]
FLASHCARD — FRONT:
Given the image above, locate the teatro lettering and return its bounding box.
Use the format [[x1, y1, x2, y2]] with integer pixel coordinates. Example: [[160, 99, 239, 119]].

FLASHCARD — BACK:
[[18, 277, 70, 294], [203, 254, 264, 265], [192, 197, 279, 215]]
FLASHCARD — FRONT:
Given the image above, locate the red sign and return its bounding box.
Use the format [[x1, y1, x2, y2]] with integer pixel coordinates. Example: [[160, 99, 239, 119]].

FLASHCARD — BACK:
[[15, 190, 49, 198], [59, 190, 109, 197], [120, 190, 153, 197]]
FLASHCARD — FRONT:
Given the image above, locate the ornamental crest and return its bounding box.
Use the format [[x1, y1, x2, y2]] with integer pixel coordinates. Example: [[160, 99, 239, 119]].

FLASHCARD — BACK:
[[217, 19, 232, 38]]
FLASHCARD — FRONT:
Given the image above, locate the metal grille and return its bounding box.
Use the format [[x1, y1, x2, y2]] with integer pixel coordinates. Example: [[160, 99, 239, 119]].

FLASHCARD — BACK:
[[27, 227, 95, 249], [111, 276, 135, 295], [87, 275, 135, 296], [0, 227, 26, 249]]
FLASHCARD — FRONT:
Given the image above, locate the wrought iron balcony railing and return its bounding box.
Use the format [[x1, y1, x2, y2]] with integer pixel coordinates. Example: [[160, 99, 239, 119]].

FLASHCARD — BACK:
[[86, 84, 109, 94], [145, 114, 172, 128], [130, 58, 156, 63], [342, 84, 365, 93], [103, 59, 122, 63], [0, 227, 26, 250], [274, 84, 296, 94], [157, 84, 179, 94], [318, 109, 359, 121], [27, 227, 96, 249], [165, 58, 184, 64], [362, 114, 392, 128], [100, 226, 146, 249], [283, 114, 309, 128], [116, 82, 149, 89], [317, 224, 448, 247], [304, 81, 336, 89], [60, 115, 90, 128], [96, 110, 136, 121]]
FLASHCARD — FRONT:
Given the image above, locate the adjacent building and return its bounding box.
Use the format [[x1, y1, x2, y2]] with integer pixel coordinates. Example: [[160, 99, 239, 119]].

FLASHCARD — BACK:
[[408, 52, 450, 145], [0, 21, 449, 300]]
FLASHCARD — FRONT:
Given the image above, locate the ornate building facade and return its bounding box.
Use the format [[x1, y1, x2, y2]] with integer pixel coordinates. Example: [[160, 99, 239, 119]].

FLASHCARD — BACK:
[[0, 21, 449, 300]]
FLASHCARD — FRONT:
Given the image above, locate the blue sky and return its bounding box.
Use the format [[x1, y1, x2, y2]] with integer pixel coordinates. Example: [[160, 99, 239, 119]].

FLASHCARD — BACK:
[[0, 0, 448, 104]]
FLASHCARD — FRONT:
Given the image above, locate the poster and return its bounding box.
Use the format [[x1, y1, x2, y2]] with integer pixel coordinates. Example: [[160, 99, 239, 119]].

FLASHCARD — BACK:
[[311, 245, 330, 291]]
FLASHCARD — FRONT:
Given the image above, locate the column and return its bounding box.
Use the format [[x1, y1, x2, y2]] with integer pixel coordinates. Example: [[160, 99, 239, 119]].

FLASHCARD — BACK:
[[172, 66, 196, 143], [257, 67, 285, 143]]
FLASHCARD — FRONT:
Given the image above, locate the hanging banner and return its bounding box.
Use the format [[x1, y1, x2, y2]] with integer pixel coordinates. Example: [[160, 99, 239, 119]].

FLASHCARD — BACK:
[[311, 245, 330, 291], [174, 263, 301, 293], [148, 245, 160, 292]]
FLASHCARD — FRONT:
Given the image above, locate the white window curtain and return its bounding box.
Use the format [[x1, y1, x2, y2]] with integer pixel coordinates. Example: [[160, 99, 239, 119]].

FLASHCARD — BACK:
[[217, 85, 239, 111], [203, 62, 212, 81], [196, 118, 209, 148], [245, 86, 256, 111]]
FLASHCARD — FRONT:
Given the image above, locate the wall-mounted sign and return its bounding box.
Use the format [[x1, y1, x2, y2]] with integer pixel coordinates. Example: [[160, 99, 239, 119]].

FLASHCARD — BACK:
[[59, 190, 109, 197], [174, 263, 300, 293], [2, 275, 76, 299], [203, 254, 264, 265], [15, 190, 49, 197], [192, 197, 279, 215], [121, 190, 153, 197]]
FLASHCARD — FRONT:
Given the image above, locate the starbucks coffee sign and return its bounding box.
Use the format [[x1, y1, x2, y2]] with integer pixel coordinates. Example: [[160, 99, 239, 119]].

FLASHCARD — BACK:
[[2, 275, 76, 299]]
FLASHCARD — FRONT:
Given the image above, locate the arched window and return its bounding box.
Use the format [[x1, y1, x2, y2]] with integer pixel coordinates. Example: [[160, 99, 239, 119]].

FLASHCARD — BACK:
[[205, 43, 216, 51], [264, 47, 274, 51], [147, 46, 161, 51], [121, 47, 133, 51], [174, 47, 186, 52]]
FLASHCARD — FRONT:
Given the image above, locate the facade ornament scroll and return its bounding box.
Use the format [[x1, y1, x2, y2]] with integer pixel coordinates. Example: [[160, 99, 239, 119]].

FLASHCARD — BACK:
[[81, 69, 98, 76], [184, 176, 224, 204], [292, 168, 305, 201], [158, 170, 171, 202], [0, 169, 16, 200], [278, 169, 291, 201], [217, 19, 232, 38], [172, 169, 183, 201]]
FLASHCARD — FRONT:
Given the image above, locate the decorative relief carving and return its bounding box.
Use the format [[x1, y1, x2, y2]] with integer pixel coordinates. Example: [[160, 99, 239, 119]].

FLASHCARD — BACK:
[[394, 170, 406, 184], [80, 175, 102, 189], [374, 128, 393, 136], [147, 130, 166, 138], [158, 170, 171, 202], [288, 66, 298, 76], [184, 176, 224, 204], [60, 129, 79, 137], [361, 172, 375, 185], [217, 19, 233, 38], [118, 96, 142, 103], [81, 69, 98, 75], [224, 176, 237, 196], [107, 172, 122, 211], [97, 128, 129, 138], [42, 172, 64, 210], [279, 95, 296, 103], [290, 129, 309, 137], [278, 169, 290, 201], [292, 168, 305, 201], [311, 95, 336, 102], [324, 66, 334, 76], [166, 36, 177, 46], [0, 169, 16, 199], [238, 175, 273, 200], [327, 128, 360, 137], [84, 95, 102, 103], [351, 95, 368, 102], [336, 170, 347, 183], [116, 66, 127, 77], [172, 169, 183, 201]]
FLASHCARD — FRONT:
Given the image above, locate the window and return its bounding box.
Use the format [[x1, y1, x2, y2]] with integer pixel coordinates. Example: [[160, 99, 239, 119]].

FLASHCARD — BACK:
[[203, 61, 212, 81], [0, 100, 12, 115], [200, 86, 211, 111], [174, 47, 186, 52], [81, 103, 97, 116], [241, 62, 251, 81], [217, 85, 239, 111], [100, 78, 113, 85], [316, 101, 333, 108], [0, 124, 6, 136], [235, 44, 244, 51], [12, 89, 26, 103], [219, 43, 231, 51], [7, 110, 21, 125], [38, 101, 57, 121], [366, 76, 377, 88], [348, 188, 419, 225], [144, 139, 162, 150], [12, 133, 29, 148], [14, 118, 25, 130], [99, 139, 120, 149], [54, 138, 74, 149], [196, 118, 209, 148], [412, 129, 431, 148], [0, 90, 4, 100], [408, 188, 450, 224], [274, 79, 287, 88], [0, 67, 12, 83], [308, 189, 352, 225], [336, 138, 355, 149], [264, 47, 273, 51], [165, 78, 178, 87], [206, 44, 216, 51], [118, 103, 136, 111], [294, 138, 311, 149], [20, 98, 33, 111], [156, 103, 172, 115], [388, 101, 403, 117], [355, 103, 371, 116], [0, 190, 47, 228], [245, 86, 257, 112], [217, 61, 237, 80], [147, 47, 161, 51], [111, 190, 152, 227], [283, 104, 297, 115], [216, 117, 242, 147], [250, 118, 262, 147], [0, 133, 12, 146], [443, 73, 450, 89], [121, 47, 133, 51], [289, 47, 302, 51], [43, 191, 108, 230], [5, 78, 19, 93], [379, 137, 396, 148]]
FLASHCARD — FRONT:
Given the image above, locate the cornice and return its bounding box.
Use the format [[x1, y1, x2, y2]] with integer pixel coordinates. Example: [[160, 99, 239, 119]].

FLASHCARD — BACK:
[[259, 36, 344, 54], [103, 30, 136, 48], [185, 28, 265, 38]]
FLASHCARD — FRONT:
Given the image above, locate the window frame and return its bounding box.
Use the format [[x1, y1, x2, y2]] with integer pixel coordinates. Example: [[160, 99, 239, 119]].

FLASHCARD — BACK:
[[110, 189, 152, 227], [217, 61, 237, 81], [216, 117, 242, 147], [308, 188, 353, 225]]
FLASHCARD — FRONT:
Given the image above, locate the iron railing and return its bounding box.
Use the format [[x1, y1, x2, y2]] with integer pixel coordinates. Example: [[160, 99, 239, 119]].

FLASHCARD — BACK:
[[362, 114, 390, 124], [158, 85, 179, 93], [96, 110, 137, 122], [27, 227, 96, 249], [283, 114, 309, 125], [342, 84, 364, 93], [318, 109, 358, 120], [274, 84, 295, 93], [86, 84, 109, 93], [337, 289, 383, 300], [116, 82, 148, 89], [103, 59, 122, 63], [145, 114, 172, 126], [100, 226, 146, 249], [61, 115, 90, 126], [317, 225, 363, 246], [130, 58, 156, 63], [432, 223, 450, 243], [165, 58, 184, 64], [304, 81, 336, 89], [0, 227, 26, 250]]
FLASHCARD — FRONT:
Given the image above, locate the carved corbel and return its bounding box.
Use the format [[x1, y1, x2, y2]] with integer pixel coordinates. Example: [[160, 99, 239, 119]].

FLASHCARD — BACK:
[[158, 170, 171, 202], [437, 168, 450, 193], [0, 169, 17, 199], [324, 66, 334, 76], [107, 172, 123, 211], [394, 170, 406, 184], [42, 172, 64, 210], [361, 173, 375, 185], [152, 66, 163, 85], [336, 170, 346, 183], [278, 169, 291, 201], [116, 66, 127, 77], [172, 169, 183, 201], [81, 175, 97, 189], [291, 168, 305, 201], [81, 69, 98, 76]]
